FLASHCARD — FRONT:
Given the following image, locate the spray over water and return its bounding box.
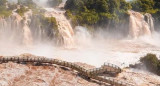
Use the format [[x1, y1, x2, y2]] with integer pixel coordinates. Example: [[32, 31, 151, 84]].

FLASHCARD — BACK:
[[0, 1, 160, 69]]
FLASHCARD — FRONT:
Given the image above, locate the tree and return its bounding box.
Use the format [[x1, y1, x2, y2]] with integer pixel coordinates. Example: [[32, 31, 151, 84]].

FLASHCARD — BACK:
[[65, 0, 84, 11], [131, 0, 155, 13], [154, 0, 160, 9], [119, 0, 132, 11], [65, 0, 131, 30]]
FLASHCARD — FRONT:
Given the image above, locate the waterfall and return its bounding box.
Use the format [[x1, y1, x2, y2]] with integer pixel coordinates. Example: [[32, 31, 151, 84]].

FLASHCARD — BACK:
[[22, 10, 33, 46], [0, 13, 21, 43], [44, 8, 75, 48], [0, 9, 33, 46], [144, 13, 154, 32], [128, 10, 154, 39], [0, 5, 74, 48]]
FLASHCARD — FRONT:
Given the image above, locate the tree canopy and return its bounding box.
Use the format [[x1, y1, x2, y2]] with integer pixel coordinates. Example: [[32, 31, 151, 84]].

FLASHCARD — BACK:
[[65, 0, 131, 29], [64, 0, 160, 31], [131, 0, 155, 13]]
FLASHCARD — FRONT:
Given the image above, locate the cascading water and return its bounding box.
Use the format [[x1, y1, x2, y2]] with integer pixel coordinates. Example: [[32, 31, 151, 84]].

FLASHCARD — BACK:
[[44, 8, 75, 48], [0, 1, 160, 85], [0, 2, 159, 67], [128, 10, 153, 39], [0, 11, 22, 44], [0, 2, 75, 48], [22, 10, 33, 46], [144, 13, 155, 32], [0, 8, 33, 47]]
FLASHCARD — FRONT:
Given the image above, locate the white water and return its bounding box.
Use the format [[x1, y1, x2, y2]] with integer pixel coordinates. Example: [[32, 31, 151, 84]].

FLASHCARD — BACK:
[[44, 8, 75, 48], [0, 3, 160, 69], [145, 13, 155, 32], [0, 2, 160, 85], [0, 26, 160, 68], [22, 10, 33, 46], [129, 10, 153, 39], [0, 9, 33, 46]]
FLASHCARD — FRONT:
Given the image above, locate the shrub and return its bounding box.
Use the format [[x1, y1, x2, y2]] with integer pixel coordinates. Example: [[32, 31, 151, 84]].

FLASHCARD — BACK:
[[140, 53, 160, 75]]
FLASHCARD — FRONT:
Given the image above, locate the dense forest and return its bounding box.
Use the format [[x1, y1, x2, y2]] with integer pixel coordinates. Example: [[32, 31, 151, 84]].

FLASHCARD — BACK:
[[65, 0, 131, 29], [65, 0, 160, 31]]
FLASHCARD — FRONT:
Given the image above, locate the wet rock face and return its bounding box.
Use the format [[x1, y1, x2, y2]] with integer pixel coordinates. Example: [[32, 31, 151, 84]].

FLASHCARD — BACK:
[[0, 62, 100, 86]]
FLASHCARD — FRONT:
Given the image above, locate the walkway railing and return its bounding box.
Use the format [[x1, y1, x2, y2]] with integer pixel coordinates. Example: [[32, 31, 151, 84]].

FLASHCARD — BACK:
[[0, 56, 135, 86]]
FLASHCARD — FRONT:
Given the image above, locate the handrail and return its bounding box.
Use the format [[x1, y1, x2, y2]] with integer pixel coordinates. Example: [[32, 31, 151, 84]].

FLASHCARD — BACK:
[[0, 56, 134, 86]]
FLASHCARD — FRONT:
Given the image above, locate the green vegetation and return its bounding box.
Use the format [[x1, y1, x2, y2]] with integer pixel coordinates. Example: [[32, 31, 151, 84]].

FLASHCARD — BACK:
[[4, 0, 59, 39], [0, 0, 12, 17], [17, 0, 59, 38], [18, 0, 41, 14], [65, 0, 131, 29], [64, 0, 160, 31], [0, 6, 12, 17], [0, 0, 37, 17], [131, 0, 155, 13], [0, 0, 58, 40], [30, 14, 59, 38], [1, 0, 160, 34], [16, 6, 29, 16], [140, 53, 160, 75], [41, 17, 59, 37], [41, 16, 58, 31], [130, 0, 160, 14]]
